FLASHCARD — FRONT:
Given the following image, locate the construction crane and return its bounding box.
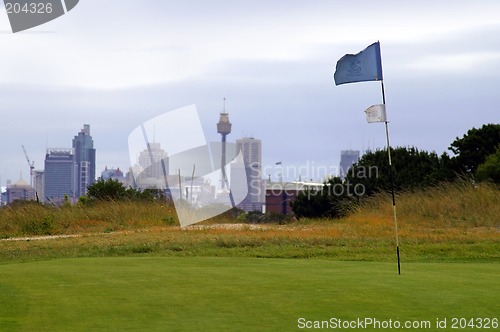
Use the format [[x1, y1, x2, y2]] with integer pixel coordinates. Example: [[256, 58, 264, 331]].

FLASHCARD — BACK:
[[22, 145, 35, 187]]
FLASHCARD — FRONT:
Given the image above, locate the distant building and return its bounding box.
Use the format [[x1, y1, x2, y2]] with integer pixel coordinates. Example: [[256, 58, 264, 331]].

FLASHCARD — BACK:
[[44, 148, 75, 203], [168, 175, 215, 207], [73, 124, 96, 197], [133, 142, 168, 190], [233, 137, 264, 212], [101, 167, 123, 179], [33, 170, 44, 202], [339, 150, 360, 179], [138, 142, 167, 179], [101, 166, 128, 186], [229, 155, 249, 206], [6, 178, 35, 204], [1, 187, 6, 206], [265, 181, 323, 215]]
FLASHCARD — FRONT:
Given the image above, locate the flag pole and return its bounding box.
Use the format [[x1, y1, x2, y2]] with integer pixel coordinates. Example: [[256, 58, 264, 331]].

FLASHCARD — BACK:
[[380, 80, 401, 275], [333, 40, 401, 274]]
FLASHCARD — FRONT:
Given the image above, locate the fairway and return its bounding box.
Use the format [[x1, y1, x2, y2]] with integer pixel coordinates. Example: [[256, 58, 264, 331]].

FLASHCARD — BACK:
[[0, 257, 498, 331]]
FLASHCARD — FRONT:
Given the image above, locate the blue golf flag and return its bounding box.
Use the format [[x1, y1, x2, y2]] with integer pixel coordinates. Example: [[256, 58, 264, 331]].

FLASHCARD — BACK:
[[334, 42, 383, 86]]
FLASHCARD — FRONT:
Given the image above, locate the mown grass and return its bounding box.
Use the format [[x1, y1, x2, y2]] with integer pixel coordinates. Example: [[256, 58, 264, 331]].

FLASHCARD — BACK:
[[0, 181, 498, 331], [0, 257, 498, 331]]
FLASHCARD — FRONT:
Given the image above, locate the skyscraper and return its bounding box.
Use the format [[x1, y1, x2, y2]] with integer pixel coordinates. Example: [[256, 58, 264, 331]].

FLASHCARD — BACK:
[[73, 124, 96, 197], [44, 148, 74, 203], [133, 142, 168, 190], [138, 142, 168, 179], [234, 137, 263, 212], [33, 170, 44, 202], [339, 150, 360, 179]]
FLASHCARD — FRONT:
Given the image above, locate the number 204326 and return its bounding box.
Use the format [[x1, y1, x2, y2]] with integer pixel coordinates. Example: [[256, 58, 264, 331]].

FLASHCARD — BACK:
[[451, 317, 498, 329], [5, 2, 53, 14]]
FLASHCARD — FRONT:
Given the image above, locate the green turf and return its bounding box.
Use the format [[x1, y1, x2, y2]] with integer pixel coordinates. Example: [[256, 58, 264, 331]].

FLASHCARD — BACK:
[[0, 257, 498, 331]]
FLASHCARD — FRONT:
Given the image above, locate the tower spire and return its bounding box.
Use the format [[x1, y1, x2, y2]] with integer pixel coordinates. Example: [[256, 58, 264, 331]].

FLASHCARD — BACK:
[[217, 98, 232, 136], [216, 98, 234, 207]]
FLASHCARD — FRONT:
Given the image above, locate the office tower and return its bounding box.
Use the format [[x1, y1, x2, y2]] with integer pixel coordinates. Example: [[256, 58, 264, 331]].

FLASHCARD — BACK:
[[234, 137, 263, 212], [138, 142, 168, 179], [33, 170, 45, 202], [339, 150, 360, 179], [73, 124, 96, 197], [132, 142, 168, 190], [44, 148, 74, 203]]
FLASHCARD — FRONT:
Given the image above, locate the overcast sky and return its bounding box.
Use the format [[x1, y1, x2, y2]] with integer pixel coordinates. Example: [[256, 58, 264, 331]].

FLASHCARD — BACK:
[[1, 0, 499, 185]]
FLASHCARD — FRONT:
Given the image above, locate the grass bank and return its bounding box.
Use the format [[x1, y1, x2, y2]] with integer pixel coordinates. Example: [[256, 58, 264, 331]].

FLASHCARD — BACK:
[[0, 220, 497, 263], [0, 181, 498, 263]]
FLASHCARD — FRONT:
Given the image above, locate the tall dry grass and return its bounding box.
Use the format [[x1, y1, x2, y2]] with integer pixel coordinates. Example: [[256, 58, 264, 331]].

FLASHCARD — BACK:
[[0, 200, 178, 238], [0, 180, 498, 241], [345, 180, 499, 228], [0, 181, 498, 262]]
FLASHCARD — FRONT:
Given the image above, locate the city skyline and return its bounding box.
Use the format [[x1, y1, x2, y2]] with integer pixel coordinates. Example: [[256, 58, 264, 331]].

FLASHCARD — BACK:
[[1, 1, 499, 186], [2, 116, 359, 193]]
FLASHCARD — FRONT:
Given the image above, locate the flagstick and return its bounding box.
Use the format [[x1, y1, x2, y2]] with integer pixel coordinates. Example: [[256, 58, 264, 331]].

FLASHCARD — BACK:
[[381, 81, 401, 275]]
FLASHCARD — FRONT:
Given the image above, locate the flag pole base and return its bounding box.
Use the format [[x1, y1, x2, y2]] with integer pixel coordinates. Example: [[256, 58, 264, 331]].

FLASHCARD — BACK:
[[397, 246, 401, 275]]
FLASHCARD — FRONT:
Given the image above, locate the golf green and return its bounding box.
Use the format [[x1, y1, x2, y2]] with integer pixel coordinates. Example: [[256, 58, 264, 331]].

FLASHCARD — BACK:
[[1, 257, 498, 331]]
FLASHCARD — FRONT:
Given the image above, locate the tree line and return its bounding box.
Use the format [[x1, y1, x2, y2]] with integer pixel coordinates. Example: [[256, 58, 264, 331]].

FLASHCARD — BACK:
[[291, 123, 500, 219]]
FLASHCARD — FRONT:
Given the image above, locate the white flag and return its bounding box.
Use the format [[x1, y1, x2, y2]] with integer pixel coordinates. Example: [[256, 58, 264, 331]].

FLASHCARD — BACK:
[[364, 104, 387, 123]]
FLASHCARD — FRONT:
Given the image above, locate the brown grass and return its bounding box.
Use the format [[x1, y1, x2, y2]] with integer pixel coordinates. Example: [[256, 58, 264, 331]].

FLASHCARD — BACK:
[[0, 181, 498, 263], [345, 180, 499, 227]]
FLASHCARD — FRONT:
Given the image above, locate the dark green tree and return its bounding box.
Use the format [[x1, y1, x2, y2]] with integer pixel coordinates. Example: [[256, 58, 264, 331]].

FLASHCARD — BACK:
[[346, 146, 455, 195], [86, 178, 128, 201], [291, 177, 353, 219], [124, 187, 167, 201], [475, 146, 500, 184], [449, 123, 500, 174], [291, 187, 332, 219], [292, 147, 459, 219]]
